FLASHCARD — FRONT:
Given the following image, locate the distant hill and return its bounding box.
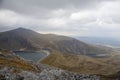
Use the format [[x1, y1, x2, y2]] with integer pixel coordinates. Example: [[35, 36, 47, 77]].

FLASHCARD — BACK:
[[75, 37, 120, 47], [0, 28, 116, 57]]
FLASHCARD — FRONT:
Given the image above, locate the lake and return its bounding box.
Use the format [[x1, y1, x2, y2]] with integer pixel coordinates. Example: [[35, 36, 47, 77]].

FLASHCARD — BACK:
[[14, 51, 47, 62]]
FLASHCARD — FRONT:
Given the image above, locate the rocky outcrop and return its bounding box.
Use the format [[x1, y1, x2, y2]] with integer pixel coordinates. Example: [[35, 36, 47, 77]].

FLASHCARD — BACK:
[[0, 49, 100, 80], [0, 66, 100, 80]]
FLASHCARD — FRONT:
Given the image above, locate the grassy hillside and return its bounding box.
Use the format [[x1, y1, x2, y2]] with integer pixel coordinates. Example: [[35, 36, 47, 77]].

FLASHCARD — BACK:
[[0, 48, 13, 54], [40, 50, 119, 75], [0, 49, 40, 72]]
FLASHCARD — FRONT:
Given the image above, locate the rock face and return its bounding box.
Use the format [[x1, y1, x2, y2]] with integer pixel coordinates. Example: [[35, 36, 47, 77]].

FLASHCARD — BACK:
[[39, 69, 100, 80], [0, 66, 100, 80]]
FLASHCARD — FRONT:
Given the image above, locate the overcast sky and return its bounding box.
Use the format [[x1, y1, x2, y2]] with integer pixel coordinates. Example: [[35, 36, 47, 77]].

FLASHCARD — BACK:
[[0, 0, 120, 38]]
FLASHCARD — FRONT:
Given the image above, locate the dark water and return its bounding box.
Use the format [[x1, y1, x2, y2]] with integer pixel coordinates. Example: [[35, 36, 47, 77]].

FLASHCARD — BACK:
[[14, 51, 47, 62]]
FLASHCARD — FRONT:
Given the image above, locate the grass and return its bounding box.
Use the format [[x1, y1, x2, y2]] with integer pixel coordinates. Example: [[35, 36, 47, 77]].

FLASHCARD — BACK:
[[0, 48, 12, 54], [0, 58, 38, 72], [40, 50, 120, 75], [0, 49, 40, 72], [0, 58, 39, 72]]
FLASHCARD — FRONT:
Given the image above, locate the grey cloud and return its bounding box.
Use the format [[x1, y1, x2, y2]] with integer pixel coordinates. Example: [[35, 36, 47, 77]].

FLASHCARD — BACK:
[[0, 0, 120, 37], [112, 17, 120, 24], [0, 0, 3, 3], [0, 0, 108, 15], [0, 0, 3, 7], [0, 0, 116, 19]]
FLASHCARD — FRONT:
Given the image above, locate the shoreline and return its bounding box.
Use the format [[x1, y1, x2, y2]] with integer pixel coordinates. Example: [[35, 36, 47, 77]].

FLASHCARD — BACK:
[[14, 50, 50, 63], [37, 50, 50, 63]]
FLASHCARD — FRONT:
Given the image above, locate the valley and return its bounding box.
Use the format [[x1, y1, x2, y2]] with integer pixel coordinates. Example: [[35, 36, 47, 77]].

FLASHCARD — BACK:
[[0, 28, 120, 80], [1, 0, 120, 79]]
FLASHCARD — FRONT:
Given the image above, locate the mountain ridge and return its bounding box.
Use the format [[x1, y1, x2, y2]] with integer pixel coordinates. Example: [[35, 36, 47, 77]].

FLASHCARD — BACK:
[[0, 27, 116, 57]]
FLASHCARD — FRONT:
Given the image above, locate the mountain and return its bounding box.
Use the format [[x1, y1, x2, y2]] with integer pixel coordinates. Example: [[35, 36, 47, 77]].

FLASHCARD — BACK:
[[0, 28, 120, 77], [0, 28, 116, 57]]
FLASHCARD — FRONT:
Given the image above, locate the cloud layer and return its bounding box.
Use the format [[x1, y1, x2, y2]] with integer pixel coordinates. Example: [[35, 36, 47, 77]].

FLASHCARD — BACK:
[[0, 0, 120, 37]]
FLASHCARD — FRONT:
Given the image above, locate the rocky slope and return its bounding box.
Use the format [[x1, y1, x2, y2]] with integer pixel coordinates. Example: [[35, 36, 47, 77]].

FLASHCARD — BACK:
[[0, 52, 120, 80], [0, 49, 40, 72], [0, 66, 101, 80], [0, 47, 119, 80], [0, 49, 102, 80]]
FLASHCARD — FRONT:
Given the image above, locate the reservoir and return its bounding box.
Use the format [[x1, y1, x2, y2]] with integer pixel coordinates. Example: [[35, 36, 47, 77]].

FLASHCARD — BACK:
[[14, 51, 47, 62]]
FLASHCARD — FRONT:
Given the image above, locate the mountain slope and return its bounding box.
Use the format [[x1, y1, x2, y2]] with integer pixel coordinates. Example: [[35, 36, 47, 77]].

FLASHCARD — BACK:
[[41, 50, 119, 75], [0, 28, 116, 57]]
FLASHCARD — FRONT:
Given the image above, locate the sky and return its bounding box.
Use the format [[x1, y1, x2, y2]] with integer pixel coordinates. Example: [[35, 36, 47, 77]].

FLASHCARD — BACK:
[[0, 0, 120, 38]]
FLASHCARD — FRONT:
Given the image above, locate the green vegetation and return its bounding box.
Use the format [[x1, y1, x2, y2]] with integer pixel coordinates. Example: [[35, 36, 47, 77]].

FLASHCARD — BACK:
[[41, 50, 120, 75], [0, 58, 38, 72]]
